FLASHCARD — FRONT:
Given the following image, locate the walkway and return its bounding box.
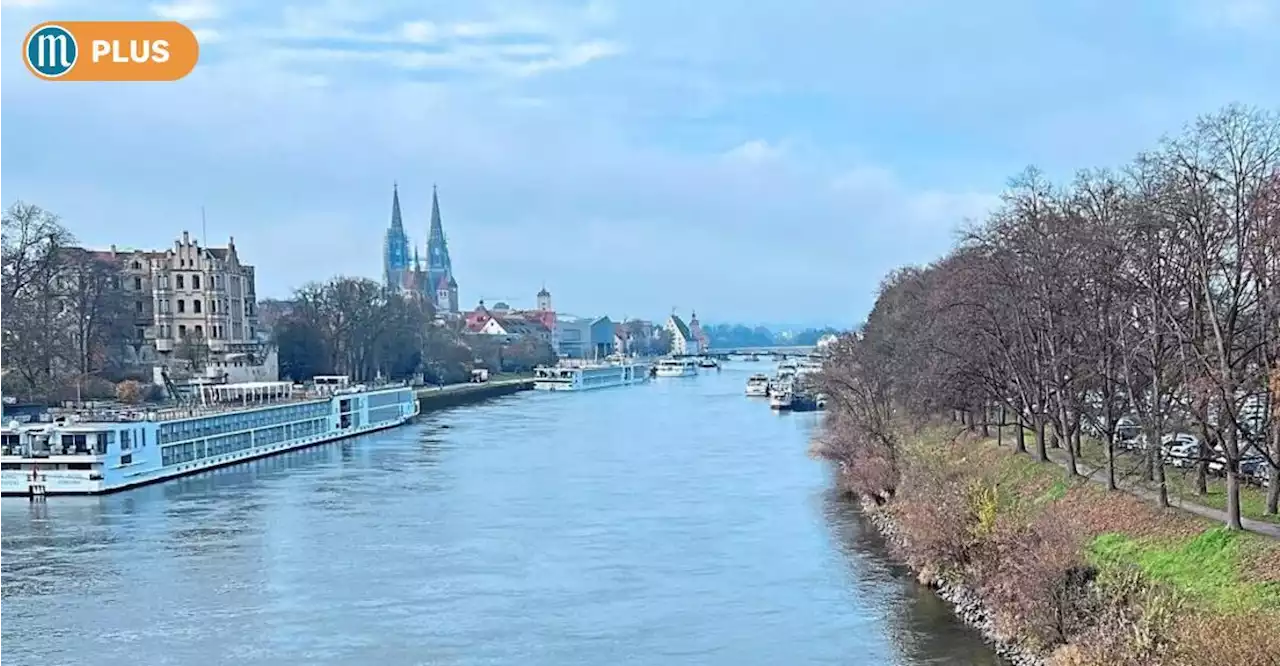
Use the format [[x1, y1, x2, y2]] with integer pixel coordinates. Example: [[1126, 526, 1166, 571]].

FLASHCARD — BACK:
[[1042, 447, 1280, 539]]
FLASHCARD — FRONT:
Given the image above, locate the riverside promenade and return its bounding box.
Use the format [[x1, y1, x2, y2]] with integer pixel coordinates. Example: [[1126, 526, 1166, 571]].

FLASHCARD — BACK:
[[414, 376, 534, 412]]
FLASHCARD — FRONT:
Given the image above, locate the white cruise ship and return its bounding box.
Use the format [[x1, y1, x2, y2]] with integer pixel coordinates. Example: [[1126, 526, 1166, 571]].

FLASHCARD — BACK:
[[533, 358, 651, 392], [0, 377, 419, 497], [654, 358, 699, 377], [746, 374, 771, 397]]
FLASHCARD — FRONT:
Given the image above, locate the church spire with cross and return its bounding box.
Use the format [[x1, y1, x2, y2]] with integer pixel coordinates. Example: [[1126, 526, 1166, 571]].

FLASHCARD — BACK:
[[424, 183, 457, 313], [383, 182, 411, 290]]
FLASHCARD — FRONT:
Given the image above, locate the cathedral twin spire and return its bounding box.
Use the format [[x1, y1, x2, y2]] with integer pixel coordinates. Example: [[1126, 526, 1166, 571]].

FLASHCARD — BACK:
[[383, 182, 458, 313]]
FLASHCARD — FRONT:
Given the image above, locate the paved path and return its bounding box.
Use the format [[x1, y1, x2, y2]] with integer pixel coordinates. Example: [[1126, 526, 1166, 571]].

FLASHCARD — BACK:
[[1041, 447, 1280, 539], [414, 377, 533, 395]]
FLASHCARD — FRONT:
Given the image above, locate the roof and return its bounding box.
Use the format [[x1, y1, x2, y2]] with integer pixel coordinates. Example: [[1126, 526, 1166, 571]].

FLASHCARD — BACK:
[[668, 314, 693, 341], [537, 286, 550, 297], [493, 317, 549, 335]]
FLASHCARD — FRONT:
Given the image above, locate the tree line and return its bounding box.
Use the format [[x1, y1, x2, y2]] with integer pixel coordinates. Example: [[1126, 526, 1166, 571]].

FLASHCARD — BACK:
[[2, 203, 137, 401], [702, 323, 841, 349], [818, 104, 1279, 530], [269, 278, 558, 385]]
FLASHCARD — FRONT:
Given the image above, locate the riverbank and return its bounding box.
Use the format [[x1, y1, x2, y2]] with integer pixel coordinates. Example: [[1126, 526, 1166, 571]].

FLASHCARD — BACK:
[[415, 376, 534, 412], [816, 424, 1280, 666]]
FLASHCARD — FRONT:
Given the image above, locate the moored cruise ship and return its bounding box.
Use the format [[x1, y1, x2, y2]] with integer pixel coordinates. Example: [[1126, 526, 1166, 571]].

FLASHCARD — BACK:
[[533, 358, 651, 392], [0, 377, 419, 497]]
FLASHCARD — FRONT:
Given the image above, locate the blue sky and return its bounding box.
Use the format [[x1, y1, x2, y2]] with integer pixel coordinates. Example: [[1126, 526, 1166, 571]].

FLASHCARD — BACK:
[[3, 0, 1278, 327]]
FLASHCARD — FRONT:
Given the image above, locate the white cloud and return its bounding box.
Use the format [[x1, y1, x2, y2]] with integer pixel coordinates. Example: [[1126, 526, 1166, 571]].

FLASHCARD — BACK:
[[150, 0, 220, 21], [723, 139, 787, 165], [192, 27, 222, 43], [399, 20, 439, 43]]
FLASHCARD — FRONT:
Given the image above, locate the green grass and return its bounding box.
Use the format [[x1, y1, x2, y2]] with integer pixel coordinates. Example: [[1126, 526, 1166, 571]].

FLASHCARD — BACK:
[[1088, 528, 1280, 612]]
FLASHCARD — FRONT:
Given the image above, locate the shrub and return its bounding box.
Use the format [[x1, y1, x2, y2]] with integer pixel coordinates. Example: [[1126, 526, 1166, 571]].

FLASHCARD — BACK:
[[115, 380, 145, 404]]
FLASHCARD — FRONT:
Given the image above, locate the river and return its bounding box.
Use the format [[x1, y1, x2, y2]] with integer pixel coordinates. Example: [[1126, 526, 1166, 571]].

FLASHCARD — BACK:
[[2, 362, 1004, 666]]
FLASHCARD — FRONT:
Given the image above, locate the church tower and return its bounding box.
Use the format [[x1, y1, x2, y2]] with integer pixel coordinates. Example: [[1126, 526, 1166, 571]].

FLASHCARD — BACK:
[[537, 285, 552, 312], [383, 183, 410, 291], [425, 185, 457, 313]]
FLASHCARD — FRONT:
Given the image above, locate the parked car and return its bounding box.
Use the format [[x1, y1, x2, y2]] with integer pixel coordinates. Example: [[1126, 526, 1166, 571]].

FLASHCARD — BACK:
[[1166, 435, 1203, 468], [1239, 451, 1268, 483], [1254, 461, 1273, 488]]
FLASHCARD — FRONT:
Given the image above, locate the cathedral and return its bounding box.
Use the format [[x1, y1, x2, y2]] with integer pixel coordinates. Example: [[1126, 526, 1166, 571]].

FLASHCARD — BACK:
[[383, 183, 460, 314]]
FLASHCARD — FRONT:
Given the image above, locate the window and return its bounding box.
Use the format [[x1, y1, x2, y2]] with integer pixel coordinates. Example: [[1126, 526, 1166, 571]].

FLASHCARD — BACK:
[[159, 299, 169, 314], [178, 324, 187, 337], [177, 275, 185, 289], [132, 260, 141, 270], [120, 454, 133, 465], [195, 325, 204, 337], [178, 299, 186, 313], [136, 326, 146, 341], [159, 275, 169, 289], [193, 300, 202, 314], [209, 300, 216, 313], [133, 276, 142, 290], [135, 301, 144, 313], [192, 275, 201, 289]]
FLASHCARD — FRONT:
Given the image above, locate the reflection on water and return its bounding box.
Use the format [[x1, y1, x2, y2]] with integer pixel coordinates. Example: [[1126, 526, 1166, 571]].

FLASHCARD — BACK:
[[3, 366, 1001, 666], [822, 493, 1008, 665]]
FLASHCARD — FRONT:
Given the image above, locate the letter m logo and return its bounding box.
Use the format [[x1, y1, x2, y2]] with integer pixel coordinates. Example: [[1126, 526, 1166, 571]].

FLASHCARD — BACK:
[[25, 24, 78, 79]]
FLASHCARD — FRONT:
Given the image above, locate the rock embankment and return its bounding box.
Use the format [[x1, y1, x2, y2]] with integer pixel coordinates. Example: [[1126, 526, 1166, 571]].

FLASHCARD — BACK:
[[861, 500, 1044, 666]]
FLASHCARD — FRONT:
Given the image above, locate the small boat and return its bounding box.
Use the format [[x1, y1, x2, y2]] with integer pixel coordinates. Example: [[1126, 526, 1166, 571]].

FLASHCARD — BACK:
[[770, 389, 793, 410], [745, 374, 770, 397], [654, 358, 699, 377], [698, 358, 719, 369]]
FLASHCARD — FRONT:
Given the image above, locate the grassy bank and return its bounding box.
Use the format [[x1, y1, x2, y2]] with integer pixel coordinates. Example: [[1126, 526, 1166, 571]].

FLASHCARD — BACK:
[[825, 425, 1280, 666]]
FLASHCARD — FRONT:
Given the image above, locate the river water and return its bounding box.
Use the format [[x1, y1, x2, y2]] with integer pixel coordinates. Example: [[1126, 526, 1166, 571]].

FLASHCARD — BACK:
[[2, 363, 1003, 666]]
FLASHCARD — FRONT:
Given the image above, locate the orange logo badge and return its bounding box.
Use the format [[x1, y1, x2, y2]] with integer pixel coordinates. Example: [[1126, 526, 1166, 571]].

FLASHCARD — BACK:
[[23, 21, 199, 81]]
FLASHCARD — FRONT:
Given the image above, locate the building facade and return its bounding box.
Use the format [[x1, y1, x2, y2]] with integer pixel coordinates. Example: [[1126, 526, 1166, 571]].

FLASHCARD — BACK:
[[88, 231, 275, 382], [383, 183, 459, 314], [665, 313, 702, 356]]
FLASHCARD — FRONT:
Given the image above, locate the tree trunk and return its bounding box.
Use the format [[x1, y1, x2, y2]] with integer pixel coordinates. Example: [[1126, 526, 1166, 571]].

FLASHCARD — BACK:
[[1226, 464, 1244, 530], [1155, 452, 1169, 509], [997, 405, 1005, 447], [1060, 406, 1078, 476], [980, 403, 990, 438], [1196, 446, 1209, 496], [1016, 413, 1028, 454], [1106, 435, 1117, 491], [1035, 415, 1048, 463], [1268, 426, 1279, 515]]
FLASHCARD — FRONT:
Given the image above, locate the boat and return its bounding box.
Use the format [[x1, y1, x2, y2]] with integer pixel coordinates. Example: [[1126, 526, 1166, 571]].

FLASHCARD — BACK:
[[770, 387, 793, 410], [745, 374, 770, 397], [698, 358, 719, 369], [654, 358, 699, 377], [533, 358, 651, 392], [746, 354, 760, 362], [0, 377, 419, 497]]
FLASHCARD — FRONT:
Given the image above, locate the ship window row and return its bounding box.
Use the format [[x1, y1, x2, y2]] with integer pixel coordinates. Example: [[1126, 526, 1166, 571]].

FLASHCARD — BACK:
[[368, 405, 403, 424], [162, 418, 328, 466], [158, 402, 329, 444], [368, 390, 409, 410]]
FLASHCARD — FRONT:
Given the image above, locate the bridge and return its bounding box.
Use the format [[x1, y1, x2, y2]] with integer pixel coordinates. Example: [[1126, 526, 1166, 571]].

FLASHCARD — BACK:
[[702, 345, 817, 358]]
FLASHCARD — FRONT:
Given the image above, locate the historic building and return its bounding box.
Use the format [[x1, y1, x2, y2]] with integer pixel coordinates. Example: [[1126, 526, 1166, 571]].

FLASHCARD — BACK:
[[80, 231, 277, 383], [383, 183, 459, 314]]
